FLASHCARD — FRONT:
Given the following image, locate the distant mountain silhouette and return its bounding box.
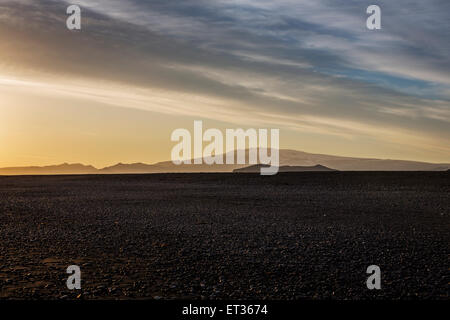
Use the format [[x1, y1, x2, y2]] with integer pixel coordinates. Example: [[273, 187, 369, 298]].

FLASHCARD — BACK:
[[99, 161, 241, 173], [275, 149, 450, 171], [0, 163, 97, 175], [0, 149, 449, 175], [233, 164, 337, 173]]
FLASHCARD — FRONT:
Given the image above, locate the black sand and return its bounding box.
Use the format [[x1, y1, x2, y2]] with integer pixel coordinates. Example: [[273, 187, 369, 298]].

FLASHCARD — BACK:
[[0, 172, 448, 299]]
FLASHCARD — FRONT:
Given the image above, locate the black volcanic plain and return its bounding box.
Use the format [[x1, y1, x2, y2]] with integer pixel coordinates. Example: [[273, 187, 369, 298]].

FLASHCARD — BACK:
[[0, 172, 448, 299]]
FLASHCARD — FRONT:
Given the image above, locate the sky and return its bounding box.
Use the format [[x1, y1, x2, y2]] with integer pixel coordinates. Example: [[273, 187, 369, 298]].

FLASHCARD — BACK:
[[0, 0, 449, 167]]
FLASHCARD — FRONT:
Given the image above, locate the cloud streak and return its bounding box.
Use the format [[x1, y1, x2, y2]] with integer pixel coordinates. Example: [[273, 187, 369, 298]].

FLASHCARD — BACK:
[[0, 0, 449, 162]]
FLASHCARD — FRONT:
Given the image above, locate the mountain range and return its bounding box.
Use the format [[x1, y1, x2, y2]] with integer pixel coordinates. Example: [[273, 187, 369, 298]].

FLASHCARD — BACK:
[[0, 149, 449, 175]]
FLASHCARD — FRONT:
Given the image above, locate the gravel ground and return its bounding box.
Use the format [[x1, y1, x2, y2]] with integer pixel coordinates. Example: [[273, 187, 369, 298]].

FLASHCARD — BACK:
[[0, 172, 448, 300]]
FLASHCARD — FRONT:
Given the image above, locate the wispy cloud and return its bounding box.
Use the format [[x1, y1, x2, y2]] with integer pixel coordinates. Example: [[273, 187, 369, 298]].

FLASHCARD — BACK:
[[0, 0, 449, 162]]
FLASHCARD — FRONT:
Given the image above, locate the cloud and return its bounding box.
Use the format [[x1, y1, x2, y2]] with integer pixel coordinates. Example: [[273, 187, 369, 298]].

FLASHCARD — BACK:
[[59, 0, 450, 85], [0, 0, 449, 160]]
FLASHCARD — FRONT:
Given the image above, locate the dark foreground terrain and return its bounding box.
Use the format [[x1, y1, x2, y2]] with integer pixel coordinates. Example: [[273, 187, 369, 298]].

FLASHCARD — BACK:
[[0, 172, 448, 300]]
